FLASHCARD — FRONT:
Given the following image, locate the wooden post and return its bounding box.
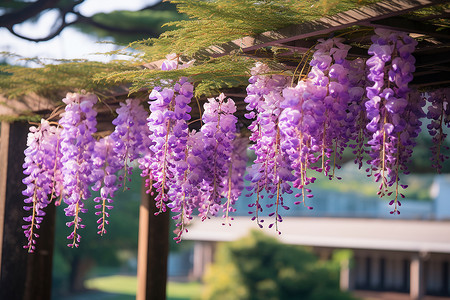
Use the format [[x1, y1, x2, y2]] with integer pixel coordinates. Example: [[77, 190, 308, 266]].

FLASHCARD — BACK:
[[340, 256, 355, 292], [0, 121, 56, 300], [410, 253, 426, 300], [137, 181, 170, 300]]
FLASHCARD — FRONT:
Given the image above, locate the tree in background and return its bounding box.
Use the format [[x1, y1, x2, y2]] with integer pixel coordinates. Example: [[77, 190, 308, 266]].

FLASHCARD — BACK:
[[0, 0, 186, 43], [203, 231, 357, 300]]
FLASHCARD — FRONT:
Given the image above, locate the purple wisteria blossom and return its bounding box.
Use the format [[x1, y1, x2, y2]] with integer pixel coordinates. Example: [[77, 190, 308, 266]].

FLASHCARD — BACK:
[[244, 65, 293, 232], [111, 98, 151, 189], [90, 136, 123, 235], [146, 77, 193, 214], [59, 93, 97, 248], [346, 58, 368, 168], [427, 88, 450, 173], [385, 90, 425, 213], [279, 80, 318, 209], [199, 93, 238, 220], [169, 130, 205, 242], [22, 119, 61, 252], [161, 53, 195, 71], [365, 29, 420, 213], [307, 37, 352, 177], [221, 136, 248, 224]]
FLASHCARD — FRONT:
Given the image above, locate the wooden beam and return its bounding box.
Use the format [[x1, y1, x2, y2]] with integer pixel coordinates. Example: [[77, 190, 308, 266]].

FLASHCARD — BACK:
[[244, 0, 449, 52], [415, 51, 450, 68], [363, 16, 450, 39], [0, 93, 60, 118], [204, 0, 448, 57], [0, 122, 30, 300], [137, 182, 170, 300], [416, 9, 450, 21], [0, 121, 56, 300], [411, 71, 450, 87]]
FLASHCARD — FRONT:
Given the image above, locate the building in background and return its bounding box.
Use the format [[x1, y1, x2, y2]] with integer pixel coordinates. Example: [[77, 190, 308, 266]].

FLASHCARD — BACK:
[[177, 174, 450, 300]]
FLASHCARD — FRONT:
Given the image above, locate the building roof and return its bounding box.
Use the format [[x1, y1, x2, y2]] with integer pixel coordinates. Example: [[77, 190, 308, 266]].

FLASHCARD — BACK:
[[183, 216, 450, 253]]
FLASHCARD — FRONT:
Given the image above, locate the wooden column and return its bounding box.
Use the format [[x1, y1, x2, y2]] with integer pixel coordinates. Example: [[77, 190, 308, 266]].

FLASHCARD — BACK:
[[0, 121, 56, 300], [410, 253, 425, 300], [340, 256, 355, 291], [191, 242, 214, 281], [137, 181, 170, 300]]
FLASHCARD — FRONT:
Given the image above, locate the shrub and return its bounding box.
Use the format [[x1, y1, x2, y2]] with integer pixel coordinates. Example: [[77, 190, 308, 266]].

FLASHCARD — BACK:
[[203, 230, 357, 300]]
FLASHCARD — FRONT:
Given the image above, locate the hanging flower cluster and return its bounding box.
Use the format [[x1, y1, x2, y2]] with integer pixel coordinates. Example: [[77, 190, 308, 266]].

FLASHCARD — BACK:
[[307, 37, 353, 177], [145, 77, 193, 214], [22, 30, 450, 250], [365, 28, 424, 214], [90, 136, 121, 236], [59, 93, 98, 248], [426, 88, 450, 173], [22, 119, 61, 252], [245, 31, 426, 225], [245, 63, 294, 232], [111, 98, 151, 190]]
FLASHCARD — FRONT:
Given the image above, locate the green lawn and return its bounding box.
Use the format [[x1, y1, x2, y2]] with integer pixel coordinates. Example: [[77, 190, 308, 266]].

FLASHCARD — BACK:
[[85, 275, 202, 300]]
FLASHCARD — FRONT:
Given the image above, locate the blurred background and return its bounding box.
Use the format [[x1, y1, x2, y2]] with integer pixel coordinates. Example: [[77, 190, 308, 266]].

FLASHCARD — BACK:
[[0, 0, 184, 64], [2, 1, 450, 300]]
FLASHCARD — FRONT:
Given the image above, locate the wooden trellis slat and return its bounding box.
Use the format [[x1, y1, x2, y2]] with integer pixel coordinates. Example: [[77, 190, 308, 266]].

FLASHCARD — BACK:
[[203, 0, 449, 57], [363, 16, 450, 39]]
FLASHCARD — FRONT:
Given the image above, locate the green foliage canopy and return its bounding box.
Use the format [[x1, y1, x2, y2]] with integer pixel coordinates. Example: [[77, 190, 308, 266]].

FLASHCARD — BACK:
[[0, 0, 385, 104]]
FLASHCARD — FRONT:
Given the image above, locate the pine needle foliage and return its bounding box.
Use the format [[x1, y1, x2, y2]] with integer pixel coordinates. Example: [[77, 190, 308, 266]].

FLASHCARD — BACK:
[[132, 0, 379, 61], [96, 55, 256, 98], [96, 0, 380, 98], [408, 3, 450, 28], [0, 58, 136, 99]]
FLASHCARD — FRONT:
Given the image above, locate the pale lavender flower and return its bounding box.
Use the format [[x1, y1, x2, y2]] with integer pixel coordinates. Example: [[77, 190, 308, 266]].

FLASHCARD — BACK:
[[22, 119, 61, 252], [90, 136, 123, 235], [59, 93, 97, 248], [244, 68, 293, 232], [427, 88, 450, 173], [199, 93, 238, 220], [365, 29, 419, 213], [111, 98, 151, 189], [146, 77, 193, 214]]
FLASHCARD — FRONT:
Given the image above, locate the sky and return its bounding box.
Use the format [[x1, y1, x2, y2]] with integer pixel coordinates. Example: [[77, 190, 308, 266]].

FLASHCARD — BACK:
[[0, 0, 159, 66]]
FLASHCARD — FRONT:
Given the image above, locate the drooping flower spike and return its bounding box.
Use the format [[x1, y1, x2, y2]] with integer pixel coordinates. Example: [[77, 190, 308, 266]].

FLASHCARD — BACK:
[[90, 136, 122, 236], [245, 65, 294, 233], [198, 93, 238, 220], [427, 88, 450, 173], [59, 93, 98, 248], [111, 99, 152, 190], [365, 28, 422, 214], [22, 119, 61, 252]]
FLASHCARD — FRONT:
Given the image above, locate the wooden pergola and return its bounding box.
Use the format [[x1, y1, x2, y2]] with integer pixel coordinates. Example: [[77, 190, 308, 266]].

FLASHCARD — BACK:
[[1, 0, 449, 299]]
